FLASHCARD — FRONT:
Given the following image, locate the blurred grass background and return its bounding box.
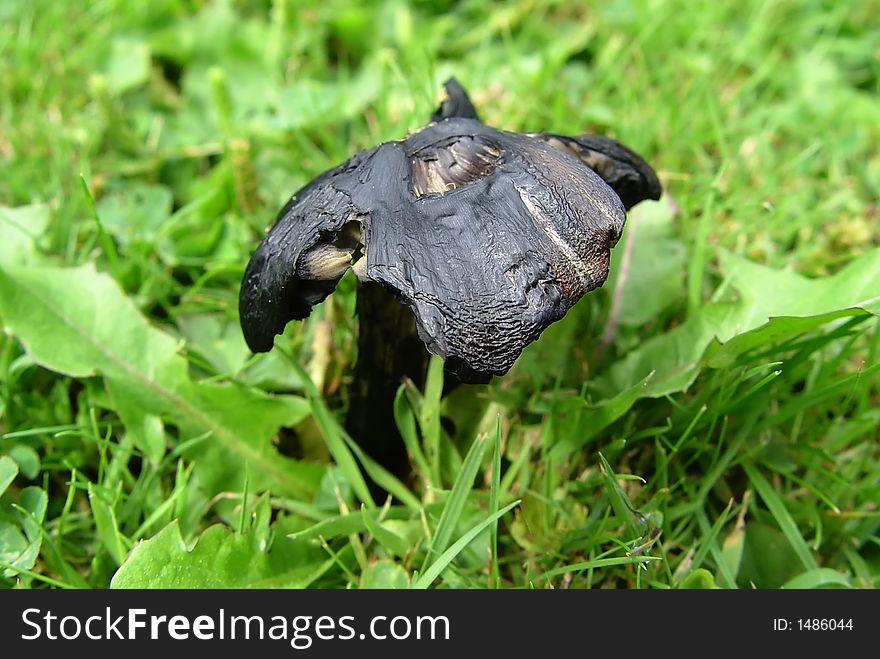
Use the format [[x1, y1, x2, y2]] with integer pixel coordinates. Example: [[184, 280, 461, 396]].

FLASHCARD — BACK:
[[0, 0, 878, 589]]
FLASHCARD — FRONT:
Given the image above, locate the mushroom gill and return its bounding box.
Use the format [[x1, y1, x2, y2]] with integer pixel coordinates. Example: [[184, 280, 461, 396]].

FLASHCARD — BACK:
[[410, 134, 502, 197]]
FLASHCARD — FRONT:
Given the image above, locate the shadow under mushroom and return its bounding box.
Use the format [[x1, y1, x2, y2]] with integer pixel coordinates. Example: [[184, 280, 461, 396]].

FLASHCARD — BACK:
[[239, 78, 661, 483]]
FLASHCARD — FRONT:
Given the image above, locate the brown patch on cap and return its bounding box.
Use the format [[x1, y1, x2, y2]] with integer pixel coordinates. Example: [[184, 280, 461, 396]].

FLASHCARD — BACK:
[[411, 134, 502, 197]]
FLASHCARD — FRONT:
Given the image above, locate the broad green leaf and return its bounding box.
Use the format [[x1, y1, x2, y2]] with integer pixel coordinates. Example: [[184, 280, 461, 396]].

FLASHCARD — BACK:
[[105, 38, 151, 94], [14, 487, 47, 543], [0, 263, 322, 499], [781, 568, 852, 589], [268, 70, 380, 131], [179, 381, 316, 497], [0, 524, 25, 575], [510, 492, 557, 554], [360, 560, 410, 589], [605, 197, 687, 327], [95, 183, 173, 246], [612, 249, 880, 391], [154, 187, 232, 265], [0, 204, 49, 266], [107, 394, 166, 466], [176, 313, 252, 376], [240, 349, 307, 392], [678, 568, 720, 589], [6, 445, 40, 480], [0, 486, 47, 578], [0, 457, 17, 496], [737, 522, 805, 588], [112, 520, 332, 588], [555, 248, 880, 455]]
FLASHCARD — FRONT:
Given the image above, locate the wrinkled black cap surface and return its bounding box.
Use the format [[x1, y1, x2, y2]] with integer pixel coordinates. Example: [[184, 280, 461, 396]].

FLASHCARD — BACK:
[[239, 78, 661, 380]]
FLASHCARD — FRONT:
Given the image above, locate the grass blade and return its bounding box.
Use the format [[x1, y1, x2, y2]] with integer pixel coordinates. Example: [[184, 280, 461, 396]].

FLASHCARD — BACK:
[[87, 483, 130, 566], [598, 452, 641, 539], [420, 355, 445, 486], [741, 460, 818, 572], [362, 504, 410, 559], [341, 431, 420, 510], [413, 500, 520, 589], [420, 433, 488, 574], [394, 384, 432, 486], [543, 555, 662, 579], [693, 502, 737, 588], [488, 416, 502, 589]]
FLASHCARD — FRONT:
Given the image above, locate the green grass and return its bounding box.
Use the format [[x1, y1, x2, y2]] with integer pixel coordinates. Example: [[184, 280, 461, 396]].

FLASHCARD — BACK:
[[1, 0, 879, 589]]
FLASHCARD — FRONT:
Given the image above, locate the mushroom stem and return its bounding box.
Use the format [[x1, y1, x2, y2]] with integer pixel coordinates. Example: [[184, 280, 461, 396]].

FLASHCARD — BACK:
[[345, 282, 428, 485]]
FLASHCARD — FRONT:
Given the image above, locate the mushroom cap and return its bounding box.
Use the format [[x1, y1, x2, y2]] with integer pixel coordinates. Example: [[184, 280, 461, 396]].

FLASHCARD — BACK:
[[239, 79, 660, 382]]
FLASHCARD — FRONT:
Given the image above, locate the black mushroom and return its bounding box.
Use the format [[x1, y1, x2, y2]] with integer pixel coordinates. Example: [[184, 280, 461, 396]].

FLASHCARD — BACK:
[[240, 79, 660, 480], [239, 78, 661, 384]]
